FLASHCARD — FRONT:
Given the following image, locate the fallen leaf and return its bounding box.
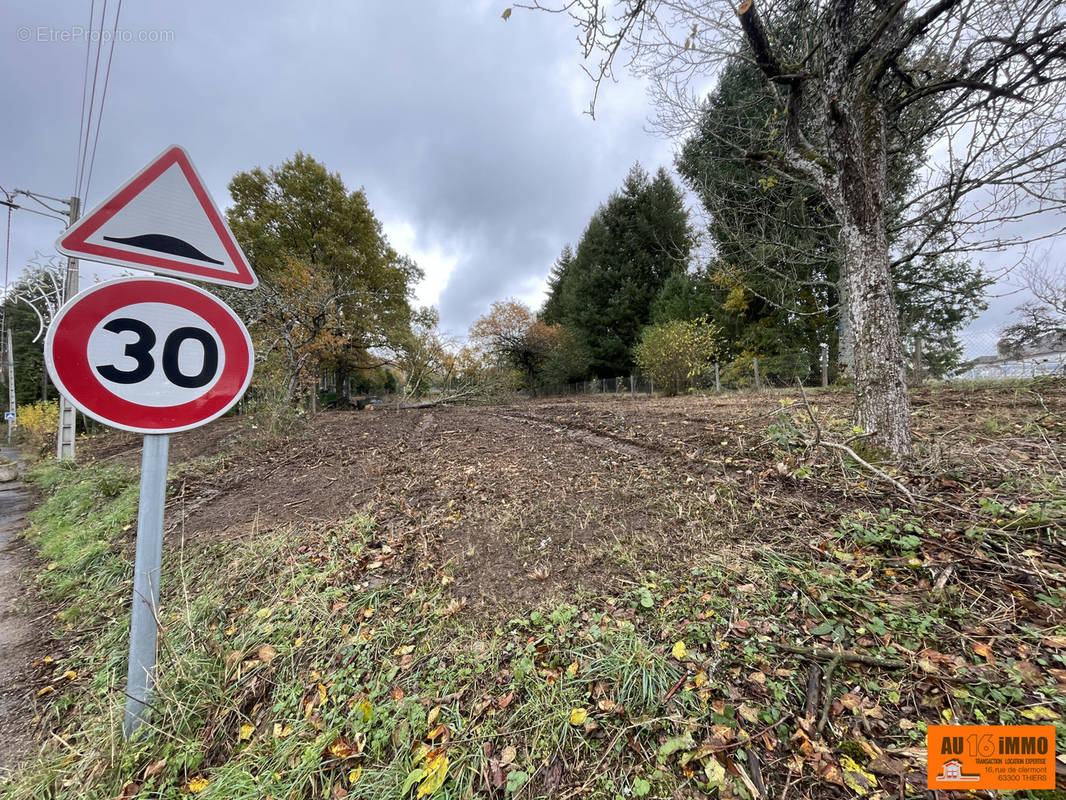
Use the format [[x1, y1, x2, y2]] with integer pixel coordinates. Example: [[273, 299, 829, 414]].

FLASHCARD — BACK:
[[258, 645, 278, 663], [500, 745, 516, 766], [417, 752, 448, 798], [328, 738, 358, 758], [672, 641, 688, 660], [867, 755, 906, 777], [143, 758, 167, 780], [1021, 706, 1060, 721], [703, 756, 728, 789], [569, 708, 588, 725], [659, 734, 695, 757], [402, 768, 426, 795], [188, 776, 210, 793], [273, 723, 293, 738], [239, 722, 254, 741], [1015, 661, 1043, 686], [347, 766, 363, 784], [972, 641, 995, 664], [738, 704, 760, 724], [841, 756, 878, 796], [116, 780, 141, 799], [838, 693, 862, 711]]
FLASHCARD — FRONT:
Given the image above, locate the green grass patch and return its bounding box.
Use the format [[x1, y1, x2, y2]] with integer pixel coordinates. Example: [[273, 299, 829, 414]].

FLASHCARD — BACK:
[[4, 460, 1066, 799]]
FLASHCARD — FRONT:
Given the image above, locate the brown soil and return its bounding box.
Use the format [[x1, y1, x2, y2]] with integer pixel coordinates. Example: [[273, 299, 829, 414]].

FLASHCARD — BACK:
[[72, 382, 1066, 616]]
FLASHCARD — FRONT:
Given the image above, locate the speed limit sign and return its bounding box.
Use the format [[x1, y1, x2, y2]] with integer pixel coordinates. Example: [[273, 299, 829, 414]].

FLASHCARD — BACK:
[[45, 276, 253, 434]]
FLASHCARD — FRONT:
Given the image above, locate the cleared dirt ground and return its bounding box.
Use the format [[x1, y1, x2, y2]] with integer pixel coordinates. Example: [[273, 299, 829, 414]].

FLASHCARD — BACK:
[[21, 380, 1066, 796], [79, 382, 1066, 615]]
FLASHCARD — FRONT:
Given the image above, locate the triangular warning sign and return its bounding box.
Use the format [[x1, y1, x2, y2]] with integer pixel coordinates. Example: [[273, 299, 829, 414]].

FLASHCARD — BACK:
[[56, 145, 258, 289]]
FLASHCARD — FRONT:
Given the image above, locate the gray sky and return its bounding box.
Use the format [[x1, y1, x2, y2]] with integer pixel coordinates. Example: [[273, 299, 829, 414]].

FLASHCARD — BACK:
[[0, 1, 1050, 356]]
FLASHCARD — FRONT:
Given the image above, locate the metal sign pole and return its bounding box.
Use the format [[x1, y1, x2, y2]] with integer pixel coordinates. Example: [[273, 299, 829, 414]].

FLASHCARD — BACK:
[[123, 433, 170, 737]]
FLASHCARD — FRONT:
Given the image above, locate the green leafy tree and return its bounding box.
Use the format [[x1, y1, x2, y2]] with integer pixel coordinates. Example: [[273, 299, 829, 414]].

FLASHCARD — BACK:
[[528, 0, 1066, 457], [675, 56, 987, 385], [537, 326, 591, 389], [544, 165, 694, 376], [634, 317, 720, 396], [225, 153, 422, 402]]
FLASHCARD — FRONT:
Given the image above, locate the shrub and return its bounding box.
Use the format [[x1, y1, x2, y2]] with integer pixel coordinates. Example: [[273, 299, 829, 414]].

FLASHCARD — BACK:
[[634, 317, 720, 396], [14, 400, 59, 455]]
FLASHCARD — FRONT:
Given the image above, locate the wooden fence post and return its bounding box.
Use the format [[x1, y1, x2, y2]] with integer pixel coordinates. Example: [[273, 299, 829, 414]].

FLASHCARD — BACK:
[[753, 357, 761, 391], [714, 363, 720, 392]]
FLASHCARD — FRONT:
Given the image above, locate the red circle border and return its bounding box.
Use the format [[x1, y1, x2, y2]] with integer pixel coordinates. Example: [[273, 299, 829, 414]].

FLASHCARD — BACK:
[[46, 277, 253, 433]]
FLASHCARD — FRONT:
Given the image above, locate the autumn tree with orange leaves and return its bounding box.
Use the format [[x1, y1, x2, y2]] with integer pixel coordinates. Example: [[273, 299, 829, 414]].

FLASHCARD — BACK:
[[469, 300, 589, 393], [226, 153, 421, 405]]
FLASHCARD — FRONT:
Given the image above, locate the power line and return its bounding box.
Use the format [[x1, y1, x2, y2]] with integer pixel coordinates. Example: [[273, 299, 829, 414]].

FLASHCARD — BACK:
[[0, 203, 66, 224], [73, 0, 96, 197], [84, 0, 123, 201], [76, 0, 107, 201]]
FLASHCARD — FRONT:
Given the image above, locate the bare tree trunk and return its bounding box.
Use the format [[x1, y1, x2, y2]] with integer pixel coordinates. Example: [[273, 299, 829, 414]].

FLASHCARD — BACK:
[[827, 94, 912, 458], [840, 220, 912, 457]]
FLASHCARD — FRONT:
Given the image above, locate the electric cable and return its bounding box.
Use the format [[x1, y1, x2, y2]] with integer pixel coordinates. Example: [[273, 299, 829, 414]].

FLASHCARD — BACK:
[[73, 0, 96, 197], [76, 0, 107, 201], [84, 0, 123, 201]]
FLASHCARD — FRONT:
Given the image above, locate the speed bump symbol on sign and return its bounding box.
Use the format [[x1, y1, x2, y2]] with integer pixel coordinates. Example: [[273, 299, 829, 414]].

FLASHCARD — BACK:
[[45, 276, 254, 434]]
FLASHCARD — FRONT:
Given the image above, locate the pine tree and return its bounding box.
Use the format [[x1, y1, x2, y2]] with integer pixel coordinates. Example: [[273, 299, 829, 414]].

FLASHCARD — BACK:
[[543, 165, 694, 376], [675, 56, 987, 385]]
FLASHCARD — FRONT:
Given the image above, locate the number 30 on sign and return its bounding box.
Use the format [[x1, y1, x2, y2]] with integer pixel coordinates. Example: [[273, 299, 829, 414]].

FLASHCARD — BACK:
[[45, 277, 254, 434]]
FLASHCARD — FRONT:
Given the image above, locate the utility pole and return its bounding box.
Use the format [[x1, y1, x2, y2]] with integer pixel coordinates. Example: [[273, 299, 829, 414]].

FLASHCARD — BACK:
[[56, 196, 80, 460], [6, 328, 15, 444], [0, 187, 79, 459]]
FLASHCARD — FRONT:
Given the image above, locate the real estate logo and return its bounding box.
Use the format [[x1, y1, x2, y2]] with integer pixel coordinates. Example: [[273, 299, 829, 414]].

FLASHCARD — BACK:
[[927, 725, 1056, 790]]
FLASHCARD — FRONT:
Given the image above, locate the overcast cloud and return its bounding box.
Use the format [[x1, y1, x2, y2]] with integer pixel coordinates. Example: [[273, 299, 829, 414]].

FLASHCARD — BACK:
[[0, 1, 1051, 356]]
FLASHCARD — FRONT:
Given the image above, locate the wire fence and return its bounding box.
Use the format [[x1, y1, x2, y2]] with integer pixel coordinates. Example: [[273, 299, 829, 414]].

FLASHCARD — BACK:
[[542, 356, 815, 398], [951, 328, 1066, 380], [539, 331, 1065, 398]]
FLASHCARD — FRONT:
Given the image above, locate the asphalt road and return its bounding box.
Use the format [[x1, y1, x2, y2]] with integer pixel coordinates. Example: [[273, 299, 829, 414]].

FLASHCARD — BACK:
[[0, 449, 35, 774]]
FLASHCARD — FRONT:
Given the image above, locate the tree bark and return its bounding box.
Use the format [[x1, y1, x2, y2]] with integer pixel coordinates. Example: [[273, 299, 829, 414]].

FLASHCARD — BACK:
[[839, 218, 912, 457], [825, 80, 912, 457]]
